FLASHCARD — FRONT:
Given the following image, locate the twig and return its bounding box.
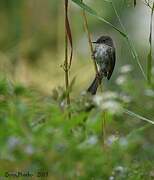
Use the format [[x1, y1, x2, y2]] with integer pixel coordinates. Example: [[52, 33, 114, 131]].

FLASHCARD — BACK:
[[81, 1, 98, 74], [64, 0, 71, 106], [81, 0, 105, 144], [64, 34, 70, 106], [81, 0, 104, 94]]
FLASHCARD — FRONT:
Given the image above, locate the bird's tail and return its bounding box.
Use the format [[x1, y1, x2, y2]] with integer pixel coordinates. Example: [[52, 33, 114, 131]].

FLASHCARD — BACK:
[[87, 76, 100, 95]]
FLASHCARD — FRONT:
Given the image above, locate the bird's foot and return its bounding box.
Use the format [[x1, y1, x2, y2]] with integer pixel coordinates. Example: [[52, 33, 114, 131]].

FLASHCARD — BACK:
[[96, 72, 102, 84]]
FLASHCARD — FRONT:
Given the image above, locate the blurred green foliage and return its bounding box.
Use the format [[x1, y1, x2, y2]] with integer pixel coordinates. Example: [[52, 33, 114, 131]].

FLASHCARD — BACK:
[[0, 0, 154, 179], [0, 65, 154, 178]]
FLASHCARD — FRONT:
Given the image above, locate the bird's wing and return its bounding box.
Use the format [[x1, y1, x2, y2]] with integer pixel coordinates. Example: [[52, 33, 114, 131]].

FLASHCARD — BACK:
[[107, 47, 116, 80]]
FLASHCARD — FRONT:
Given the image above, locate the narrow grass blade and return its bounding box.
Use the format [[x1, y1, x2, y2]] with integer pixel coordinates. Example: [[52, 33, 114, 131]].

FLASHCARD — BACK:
[[124, 108, 154, 125], [147, 3, 154, 84], [71, 0, 127, 37], [111, 1, 146, 80], [147, 49, 152, 83]]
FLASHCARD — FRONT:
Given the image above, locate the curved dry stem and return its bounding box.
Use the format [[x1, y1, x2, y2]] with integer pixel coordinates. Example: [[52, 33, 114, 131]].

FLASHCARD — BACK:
[[64, 0, 71, 107], [81, 9, 98, 74]]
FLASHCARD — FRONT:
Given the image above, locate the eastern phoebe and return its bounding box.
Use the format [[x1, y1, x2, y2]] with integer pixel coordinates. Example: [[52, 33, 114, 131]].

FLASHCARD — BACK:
[[87, 36, 116, 95]]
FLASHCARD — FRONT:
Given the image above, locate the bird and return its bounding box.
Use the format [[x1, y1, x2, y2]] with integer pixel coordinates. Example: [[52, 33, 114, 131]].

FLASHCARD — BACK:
[[87, 36, 116, 95]]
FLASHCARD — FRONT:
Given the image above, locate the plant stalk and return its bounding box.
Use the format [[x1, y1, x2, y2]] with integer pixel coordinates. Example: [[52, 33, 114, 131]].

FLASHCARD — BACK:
[[64, 34, 70, 106], [64, 0, 70, 106], [82, 10, 98, 74], [102, 111, 106, 147]]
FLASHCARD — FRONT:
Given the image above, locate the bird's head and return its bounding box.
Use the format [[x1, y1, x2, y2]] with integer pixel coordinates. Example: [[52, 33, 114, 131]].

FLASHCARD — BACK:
[[92, 36, 114, 47]]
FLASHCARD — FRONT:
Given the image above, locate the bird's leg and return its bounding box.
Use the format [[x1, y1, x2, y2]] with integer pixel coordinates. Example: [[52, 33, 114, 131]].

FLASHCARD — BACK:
[[96, 71, 102, 84]]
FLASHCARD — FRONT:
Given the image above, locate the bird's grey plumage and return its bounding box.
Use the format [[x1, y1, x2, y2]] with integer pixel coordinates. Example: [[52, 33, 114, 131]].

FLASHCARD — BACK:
[[87, 36, 116, 95]]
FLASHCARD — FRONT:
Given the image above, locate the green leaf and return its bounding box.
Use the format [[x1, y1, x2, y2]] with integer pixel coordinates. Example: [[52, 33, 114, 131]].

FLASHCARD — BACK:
[[71, 0, 127, 37], [126, 124, 150, 140], [72, 0, 97, 15]]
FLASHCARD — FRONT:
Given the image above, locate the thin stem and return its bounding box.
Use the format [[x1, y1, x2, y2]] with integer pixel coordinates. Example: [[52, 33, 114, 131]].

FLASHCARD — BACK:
[[102, 111, 106, 147], [124, 108, 154, 125], [64, 34, 70, 106], [111, 1, 147, 80], [81, 0, 104, 93], [147, 2, 154, 84], [64, 0, 71, 107], [72, 0, 127, 37], [81, 1, 98, 74]]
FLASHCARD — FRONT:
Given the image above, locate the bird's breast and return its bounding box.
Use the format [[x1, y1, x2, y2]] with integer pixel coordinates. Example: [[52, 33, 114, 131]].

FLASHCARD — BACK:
[[94, 44, 110, 64]]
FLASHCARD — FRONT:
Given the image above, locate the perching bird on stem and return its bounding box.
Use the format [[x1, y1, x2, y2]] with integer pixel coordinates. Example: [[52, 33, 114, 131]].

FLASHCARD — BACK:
[[87, 36, 116, 95]]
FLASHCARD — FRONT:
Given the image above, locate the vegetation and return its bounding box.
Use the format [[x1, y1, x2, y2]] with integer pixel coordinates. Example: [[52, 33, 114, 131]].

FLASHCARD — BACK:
[[0, 0, 154, 179]]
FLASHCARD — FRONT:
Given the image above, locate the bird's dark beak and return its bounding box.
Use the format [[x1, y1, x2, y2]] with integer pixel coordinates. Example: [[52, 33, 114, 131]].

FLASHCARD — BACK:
[[92, 41, 97, 43]]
